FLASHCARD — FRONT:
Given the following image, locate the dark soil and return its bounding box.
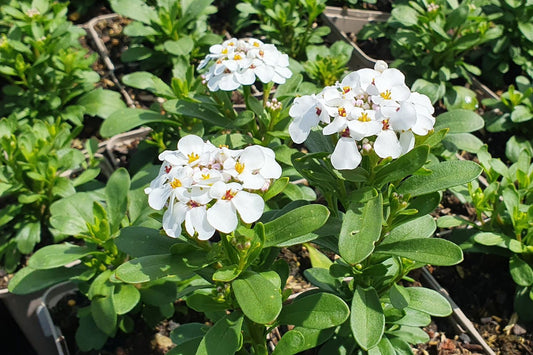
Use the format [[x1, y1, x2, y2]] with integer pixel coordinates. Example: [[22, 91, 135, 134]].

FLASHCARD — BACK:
[[49, 289, 207, 355], [429, 253, 533, 354]]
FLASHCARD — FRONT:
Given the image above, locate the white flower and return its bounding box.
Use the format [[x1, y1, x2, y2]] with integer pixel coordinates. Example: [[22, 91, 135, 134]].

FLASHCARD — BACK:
[[287, 60, 436, 170], [146, 135, 282, 238], [224, 146, 282, 189], [199, 38, 292, 91], [206, 181, 265, 233], [288, 94, 329, 144], [145, 165, 193, 210], [331, 136, 362, 170]]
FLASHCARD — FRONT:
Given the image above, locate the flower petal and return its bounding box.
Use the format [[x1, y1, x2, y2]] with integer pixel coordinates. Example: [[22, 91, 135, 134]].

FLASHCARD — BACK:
[[232, 191, 264, 223], [331, 137, 362, 170], [374, 130, 402, 159], [207, 200, 238, 234]]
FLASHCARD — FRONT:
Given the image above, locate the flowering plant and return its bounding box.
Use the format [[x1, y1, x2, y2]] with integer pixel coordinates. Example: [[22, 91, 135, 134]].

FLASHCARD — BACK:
[[289, 60, 435, 170], [145, 134, 282, 239], [198, 37, 292, 92], [280, 62, 485, 352]]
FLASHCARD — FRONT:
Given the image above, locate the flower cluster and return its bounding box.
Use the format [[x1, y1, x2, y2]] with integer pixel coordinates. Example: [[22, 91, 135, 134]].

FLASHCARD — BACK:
[[288, 61, 435, 170], [198, 37, 292, 91], [145, 135, 282, 240]]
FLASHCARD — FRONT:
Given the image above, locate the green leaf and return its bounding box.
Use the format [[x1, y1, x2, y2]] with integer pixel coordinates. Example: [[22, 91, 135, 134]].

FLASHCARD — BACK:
[[272, 327, 335, 355], [306, 243, 332, 269], [76, 308, 108, 351], [164, 37, 194, 57], [109, 0, 158, 24], [114, 254, 196, 283], [368, 336, 395, 355], [263, 177, 289, 202], [339, 191, 382, 264], [278, 292, 349, 329], [510, 255, 533, 286], [8, 265, 86, 294], [122, 71, 174, 98], [232, 271, 282, 324], [397, 161, 482, 197], [91, 293, 117, 336], [350, 286, 385, 350], [443, 133, 484, 153], [140, 282, 178, 306], [518, 21, 533, 43], [77, 89, 126, 119], [387, 325, 429, 344], [100, 108, 173, 138], [473, 232, 525, 253], [383, 215, 436, 244], [375, 238, 463, 266], [196, 312, 243, 355], [373, 145, 429, 186], [434, 110, 484, 133], [263, 205, 330, 248], [391, 5, 419, 26], [390, 284, 410, 310], [105, 168, 130, 232], [115, 227, 176, 257], [15, 221, 41, 254], [164, 99, 231, 127], [113, 284, 141, 315], [28, 243, 95, 270], [50, 192, 100, 235], [406, 287, 452, 316], [170, 323, 205, 346], [186, 293, 229, 312]]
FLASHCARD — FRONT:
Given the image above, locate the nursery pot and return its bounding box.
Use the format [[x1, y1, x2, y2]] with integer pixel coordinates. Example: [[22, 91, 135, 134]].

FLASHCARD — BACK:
[[0, 286, 58, 355], [34, 282, 78, 355]]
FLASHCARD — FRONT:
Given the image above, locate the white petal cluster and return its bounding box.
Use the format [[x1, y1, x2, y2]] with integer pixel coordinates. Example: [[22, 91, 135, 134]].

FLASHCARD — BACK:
[[145, 135, 281, 240], [198, 38, 292, 91], [288, 61, 435, 170]]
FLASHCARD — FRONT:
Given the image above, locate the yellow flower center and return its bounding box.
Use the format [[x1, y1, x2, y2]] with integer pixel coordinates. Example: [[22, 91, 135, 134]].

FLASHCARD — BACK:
[[253, 41, 260, 47], [235, 162, 245, 174], [222, 48, 228, 54], [234, 54, 242, 60], [358, 112, 371, 122], [343, 86, 351, 94], [170, 179, 182, 189], [188, 153, 200, 164], [380, 90, 392, 100]]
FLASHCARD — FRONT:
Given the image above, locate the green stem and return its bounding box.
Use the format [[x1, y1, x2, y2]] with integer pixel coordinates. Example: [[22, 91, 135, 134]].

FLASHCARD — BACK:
[[247, 320, 269, 355]]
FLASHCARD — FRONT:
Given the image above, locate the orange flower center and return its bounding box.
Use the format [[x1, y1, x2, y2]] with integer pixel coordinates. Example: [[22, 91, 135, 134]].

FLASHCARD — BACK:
[[382, 119, 390, 130]]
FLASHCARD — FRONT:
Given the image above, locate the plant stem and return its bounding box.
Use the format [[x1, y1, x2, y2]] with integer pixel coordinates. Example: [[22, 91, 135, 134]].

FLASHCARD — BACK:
[[246, 320, 269, 355]]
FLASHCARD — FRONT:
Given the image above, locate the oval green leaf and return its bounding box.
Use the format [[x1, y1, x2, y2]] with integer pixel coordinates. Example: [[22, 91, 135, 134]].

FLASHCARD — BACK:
[[406, 287, 452, 317], [375, 238, 463, 266], [232, 271, 282, 324], [278, 292, 349, 329], [28, 243, 95, 270], [350, 286, 385, 350], [263, 205, 330, 248], [397, 160, 482, 197]]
